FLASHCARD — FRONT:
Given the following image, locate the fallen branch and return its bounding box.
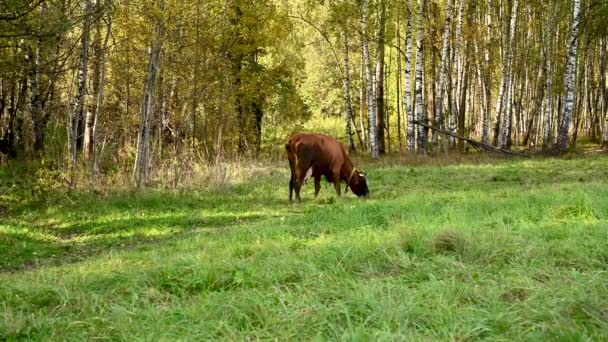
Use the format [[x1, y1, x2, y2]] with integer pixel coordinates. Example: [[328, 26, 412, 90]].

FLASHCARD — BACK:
[[413, 120, 528, 157]]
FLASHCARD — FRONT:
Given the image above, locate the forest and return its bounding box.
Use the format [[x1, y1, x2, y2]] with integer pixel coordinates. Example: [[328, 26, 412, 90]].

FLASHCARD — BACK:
[[1, 0, 608, 185], [2, 0, 608, 340]]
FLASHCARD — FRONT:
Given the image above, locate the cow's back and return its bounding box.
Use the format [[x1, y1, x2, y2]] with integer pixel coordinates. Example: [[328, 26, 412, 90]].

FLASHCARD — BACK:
[[286, 133, 346, 176]]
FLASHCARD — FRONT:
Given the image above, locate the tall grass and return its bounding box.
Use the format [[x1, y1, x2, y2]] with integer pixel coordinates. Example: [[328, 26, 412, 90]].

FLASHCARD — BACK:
[[1, 154, 608, 340]]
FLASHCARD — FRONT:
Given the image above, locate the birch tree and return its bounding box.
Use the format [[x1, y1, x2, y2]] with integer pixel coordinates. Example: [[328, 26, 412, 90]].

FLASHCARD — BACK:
[[481, 0, 492, 145], [432, 0, 452, 148], [362, 0, 378, 159], [556, 0, 581, 151], [498, 0, 518, 149], [404, 0, 415, 153], [414, 0, 426, 152], [450, 0, 465, 149]]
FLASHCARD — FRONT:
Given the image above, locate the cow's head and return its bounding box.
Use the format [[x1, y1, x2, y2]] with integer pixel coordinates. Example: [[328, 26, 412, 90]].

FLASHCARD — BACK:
[[349, 171, 369, 197]]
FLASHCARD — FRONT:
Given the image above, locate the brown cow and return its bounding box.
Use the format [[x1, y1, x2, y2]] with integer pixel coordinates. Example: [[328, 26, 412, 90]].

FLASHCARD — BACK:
[[285, 133, 369, 202]]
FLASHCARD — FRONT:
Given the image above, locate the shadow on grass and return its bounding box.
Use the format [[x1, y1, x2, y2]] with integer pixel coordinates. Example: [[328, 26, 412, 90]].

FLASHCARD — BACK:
[[1, 188, 292, 272]]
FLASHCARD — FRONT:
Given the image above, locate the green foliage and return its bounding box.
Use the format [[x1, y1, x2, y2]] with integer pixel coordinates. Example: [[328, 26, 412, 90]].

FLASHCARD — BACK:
[[2, 155, 608, 339]]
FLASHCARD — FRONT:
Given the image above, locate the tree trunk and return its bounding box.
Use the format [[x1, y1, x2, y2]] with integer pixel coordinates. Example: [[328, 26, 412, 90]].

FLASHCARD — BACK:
[[359, 52, 367, 151], [69, 0, 92, 187], [396, 21, 402, 152], [385, 48, 391, 153], [432, 0, 452, 148], [83, 0, 103, 160], [572, 46, 587, 147], [375, 2, 386, 155], [543, 37, 554, 147], [458, 58, 470, 152], [498, 0, 518, 150], [134, 12, 163, 188], [523, 64, 544, 147], [90, 9, 112, 175], [600, 39, 608, 150], [342, 30, 355, 152], [481, 0, 492, 145], [253, 101, 263, 157], [362, 0, 378, 159], [450, 0, 465, 149], [29, 40, 43, 154], [415, 0, 426, 152], [404, 0, 415, 153], [556, 0, 580, 151]]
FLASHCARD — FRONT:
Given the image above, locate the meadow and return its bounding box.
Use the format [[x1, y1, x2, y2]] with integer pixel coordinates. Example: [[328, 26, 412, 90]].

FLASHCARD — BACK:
[[1, 154, 608, 340]]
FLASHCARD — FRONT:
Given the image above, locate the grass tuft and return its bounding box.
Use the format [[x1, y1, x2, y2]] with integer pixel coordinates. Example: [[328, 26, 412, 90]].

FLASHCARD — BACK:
[[430, 229, 470, 255]]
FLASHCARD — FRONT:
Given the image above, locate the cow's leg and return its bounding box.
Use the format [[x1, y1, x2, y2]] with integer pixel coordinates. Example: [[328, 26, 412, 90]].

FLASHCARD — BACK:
[[293, 179, 303, 202], [314, 175, 321, 197], [289, 176, 294, 202], [332, 171, 341, 196]]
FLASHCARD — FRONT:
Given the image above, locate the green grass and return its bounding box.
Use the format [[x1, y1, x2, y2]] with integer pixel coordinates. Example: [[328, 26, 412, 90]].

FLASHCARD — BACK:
[[1, 155, 608, 340]]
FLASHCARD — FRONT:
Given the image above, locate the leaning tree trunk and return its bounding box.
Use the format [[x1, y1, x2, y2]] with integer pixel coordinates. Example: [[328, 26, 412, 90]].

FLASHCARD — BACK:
[[432, 0, 453, 148], [69, 0, 92, 187], [498, 0, 518, 150], [362, 0, 378, 159], [375, 2, 386, 154], [134, 15, 163, 188], [556, 0, 580, 151], [414, 0, 427, 152], [342, 30, 355, 152], [404, 0, 415, 153]]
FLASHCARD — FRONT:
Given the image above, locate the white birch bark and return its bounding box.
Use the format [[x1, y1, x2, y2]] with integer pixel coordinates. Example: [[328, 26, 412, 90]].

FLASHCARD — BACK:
[[482, 0, 492, 144], [362, 0, 378, 159], [432, 0, 452, 147], [450, 0, 465, 149], [498, 0, 518, 149], [415, 0, 426, 152], [557, 0, 580, 151], [543, 18, 554, 148], [404, 0, 415, 153], [83, 0, 104, 160]]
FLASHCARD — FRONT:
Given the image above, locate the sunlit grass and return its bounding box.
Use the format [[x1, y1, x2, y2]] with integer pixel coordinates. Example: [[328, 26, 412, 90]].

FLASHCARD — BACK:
[[1, 154, 608, 339]]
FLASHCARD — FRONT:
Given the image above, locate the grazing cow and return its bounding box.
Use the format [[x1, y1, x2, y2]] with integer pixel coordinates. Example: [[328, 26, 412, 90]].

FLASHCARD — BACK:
[[285, 133, 369, 202]]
